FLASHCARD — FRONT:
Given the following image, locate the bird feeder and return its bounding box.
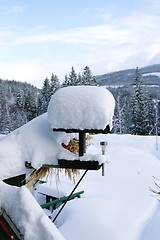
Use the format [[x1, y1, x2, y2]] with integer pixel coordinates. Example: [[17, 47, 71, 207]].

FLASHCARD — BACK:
[[48, 86, 115, 222], [48, 86, 115, 171], [54, 127, 110, 170]]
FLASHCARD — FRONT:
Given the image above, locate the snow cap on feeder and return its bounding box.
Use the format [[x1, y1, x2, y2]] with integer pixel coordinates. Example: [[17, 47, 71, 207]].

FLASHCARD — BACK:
[[47, 86, 115, 131]]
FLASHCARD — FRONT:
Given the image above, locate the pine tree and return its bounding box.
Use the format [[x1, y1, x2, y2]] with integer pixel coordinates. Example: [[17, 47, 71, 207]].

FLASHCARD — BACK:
[[68, 66, 77, 86], [77, 73, 82, 85], [131, 67, 150, 135], [50, 74, 60, 97], [15, 89, 27, 128], [40, 78, 51, 113], [81, 66, 97, 85], [62, 75, 69, 88], [16, 90, 25, 109], [25, 90, 37, 121], [0, 80, 4, 132], [62, 67, 77, 87], [114, 93, 127, 133], [143, 90, 154, 134]]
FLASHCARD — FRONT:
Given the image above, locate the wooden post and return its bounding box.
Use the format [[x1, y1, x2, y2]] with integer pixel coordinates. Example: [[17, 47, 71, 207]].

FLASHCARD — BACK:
[[79, 131, 86, 156]]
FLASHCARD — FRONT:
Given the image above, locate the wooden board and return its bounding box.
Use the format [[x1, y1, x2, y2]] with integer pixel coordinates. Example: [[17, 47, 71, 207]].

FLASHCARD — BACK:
[[58, 159, 102, 170]]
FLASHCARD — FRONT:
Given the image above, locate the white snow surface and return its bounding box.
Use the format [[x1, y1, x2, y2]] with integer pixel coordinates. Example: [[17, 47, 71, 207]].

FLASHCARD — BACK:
[[1, 107, 160, 239], [0, 104, 113, 240], [47, 86, 115, 130], [43, 134, 160, 240], [0, 113, 108, 181], [0, 181, 65, 240], [143, 72, 160, 77], [0, 114, 63, 180]]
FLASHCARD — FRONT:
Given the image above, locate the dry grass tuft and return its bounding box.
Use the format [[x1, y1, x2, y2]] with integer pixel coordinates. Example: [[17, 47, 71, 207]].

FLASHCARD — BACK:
[[26, 167, 51, 188]]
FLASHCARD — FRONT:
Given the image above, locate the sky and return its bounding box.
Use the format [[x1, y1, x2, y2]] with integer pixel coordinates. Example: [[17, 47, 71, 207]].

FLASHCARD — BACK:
[[0, 0, 160, 88]]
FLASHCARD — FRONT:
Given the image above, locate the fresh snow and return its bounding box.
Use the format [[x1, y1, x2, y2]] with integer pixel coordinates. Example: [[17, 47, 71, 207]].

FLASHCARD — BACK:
[[0, 86, 115, 240], [45, 134, 160, 240], [143, 72, 160, 77], [47, 86, 115, 130], [1, 130, 160, 239], [0, 85, 160, 239], [0, 181, 65, 240]]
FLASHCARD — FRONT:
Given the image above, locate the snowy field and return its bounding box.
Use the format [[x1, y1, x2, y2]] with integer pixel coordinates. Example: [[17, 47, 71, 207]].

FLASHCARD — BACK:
[[1, 124, 160, 239], [36, 133, 160, 240], [0, 86, 160, 239]]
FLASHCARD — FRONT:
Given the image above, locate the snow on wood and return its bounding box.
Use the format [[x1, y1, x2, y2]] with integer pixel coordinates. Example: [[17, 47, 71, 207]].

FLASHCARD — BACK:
[[0, 181, 65, 240]]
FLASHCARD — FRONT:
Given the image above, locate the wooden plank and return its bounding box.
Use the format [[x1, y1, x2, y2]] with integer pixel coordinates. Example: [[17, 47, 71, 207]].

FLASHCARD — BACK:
[[58, 159, 102, 170], [52, 125, 110, 134]]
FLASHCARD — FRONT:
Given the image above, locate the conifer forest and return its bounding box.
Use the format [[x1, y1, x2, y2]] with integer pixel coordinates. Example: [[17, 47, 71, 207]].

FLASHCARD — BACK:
[[0, 65, 160, 136]]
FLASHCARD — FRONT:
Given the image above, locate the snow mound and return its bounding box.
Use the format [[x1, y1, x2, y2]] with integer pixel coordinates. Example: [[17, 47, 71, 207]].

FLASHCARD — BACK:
[[0, 181, 64, 240], [47, 86, 115, 130]]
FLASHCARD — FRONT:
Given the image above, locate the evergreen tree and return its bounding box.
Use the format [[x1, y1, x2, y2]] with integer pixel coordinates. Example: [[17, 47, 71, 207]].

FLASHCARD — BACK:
[[62, 67, 77, 87], [114, 93, 126, 133], [62, 75, 70, 88], [16, 90, 25, 109], [15, 90, 27, 128], [68, 66, 77, 86], [131, 67, 150, 135], [0, 80, 5, 132], [77, 73, 82, 85], [40, 78, 51, 113], [143, 90, 154, 134], [37, 94, 44, 116], [25, 90, 37, 121], [50, 74, 60, 96], [81, 66, 97, 85]]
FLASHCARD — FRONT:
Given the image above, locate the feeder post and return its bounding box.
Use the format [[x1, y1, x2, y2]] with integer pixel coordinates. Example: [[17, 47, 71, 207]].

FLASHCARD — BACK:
[[102, 164, 105, 176], [79, 131, 86, 156]]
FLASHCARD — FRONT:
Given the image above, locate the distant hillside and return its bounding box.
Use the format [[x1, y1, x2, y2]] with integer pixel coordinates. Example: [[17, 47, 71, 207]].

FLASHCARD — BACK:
[[96, 64, 160, 96]]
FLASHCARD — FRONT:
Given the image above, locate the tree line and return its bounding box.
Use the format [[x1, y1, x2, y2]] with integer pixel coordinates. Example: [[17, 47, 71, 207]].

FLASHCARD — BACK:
[[0, 66, 159, 135], [0, 66, 96, 134]]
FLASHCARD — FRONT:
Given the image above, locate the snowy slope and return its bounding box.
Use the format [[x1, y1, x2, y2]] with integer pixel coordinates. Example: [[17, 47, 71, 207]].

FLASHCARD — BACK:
[[39, 134, 160, 240], [0, 85, 160, 240]]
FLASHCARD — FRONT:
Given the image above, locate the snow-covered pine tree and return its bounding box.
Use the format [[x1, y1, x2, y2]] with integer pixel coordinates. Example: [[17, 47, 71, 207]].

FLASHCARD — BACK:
[[114, 93, 127, 134], [61, 75, 69, 88], [50, 73, 60, 97], [143, 90, 154, 134], [76, 73, 82, 85], [25, 90, 37, 121], [131, 67, 151, 135], [40, 77, 51, 113], [15, 90, 27, 127], [0, 80, 5, 132], [68, 66, 77, 86], [16, 90, 25, 109], [81, 66, 97, 86]]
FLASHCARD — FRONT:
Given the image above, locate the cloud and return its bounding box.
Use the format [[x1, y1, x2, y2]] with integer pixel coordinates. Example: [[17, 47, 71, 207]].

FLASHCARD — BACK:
[[7, 5, 28, 14], [14, 24, 131, 46], [1, 1, 160, 86]]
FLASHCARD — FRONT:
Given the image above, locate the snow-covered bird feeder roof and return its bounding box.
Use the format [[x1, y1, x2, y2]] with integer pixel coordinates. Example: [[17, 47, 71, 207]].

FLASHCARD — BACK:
[[47, 86, 115, 132]]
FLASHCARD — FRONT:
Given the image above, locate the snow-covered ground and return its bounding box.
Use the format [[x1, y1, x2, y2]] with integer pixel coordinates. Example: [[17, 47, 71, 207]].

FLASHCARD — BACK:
[[0, 85, 160, 239], [37, 133, 160, 240]]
